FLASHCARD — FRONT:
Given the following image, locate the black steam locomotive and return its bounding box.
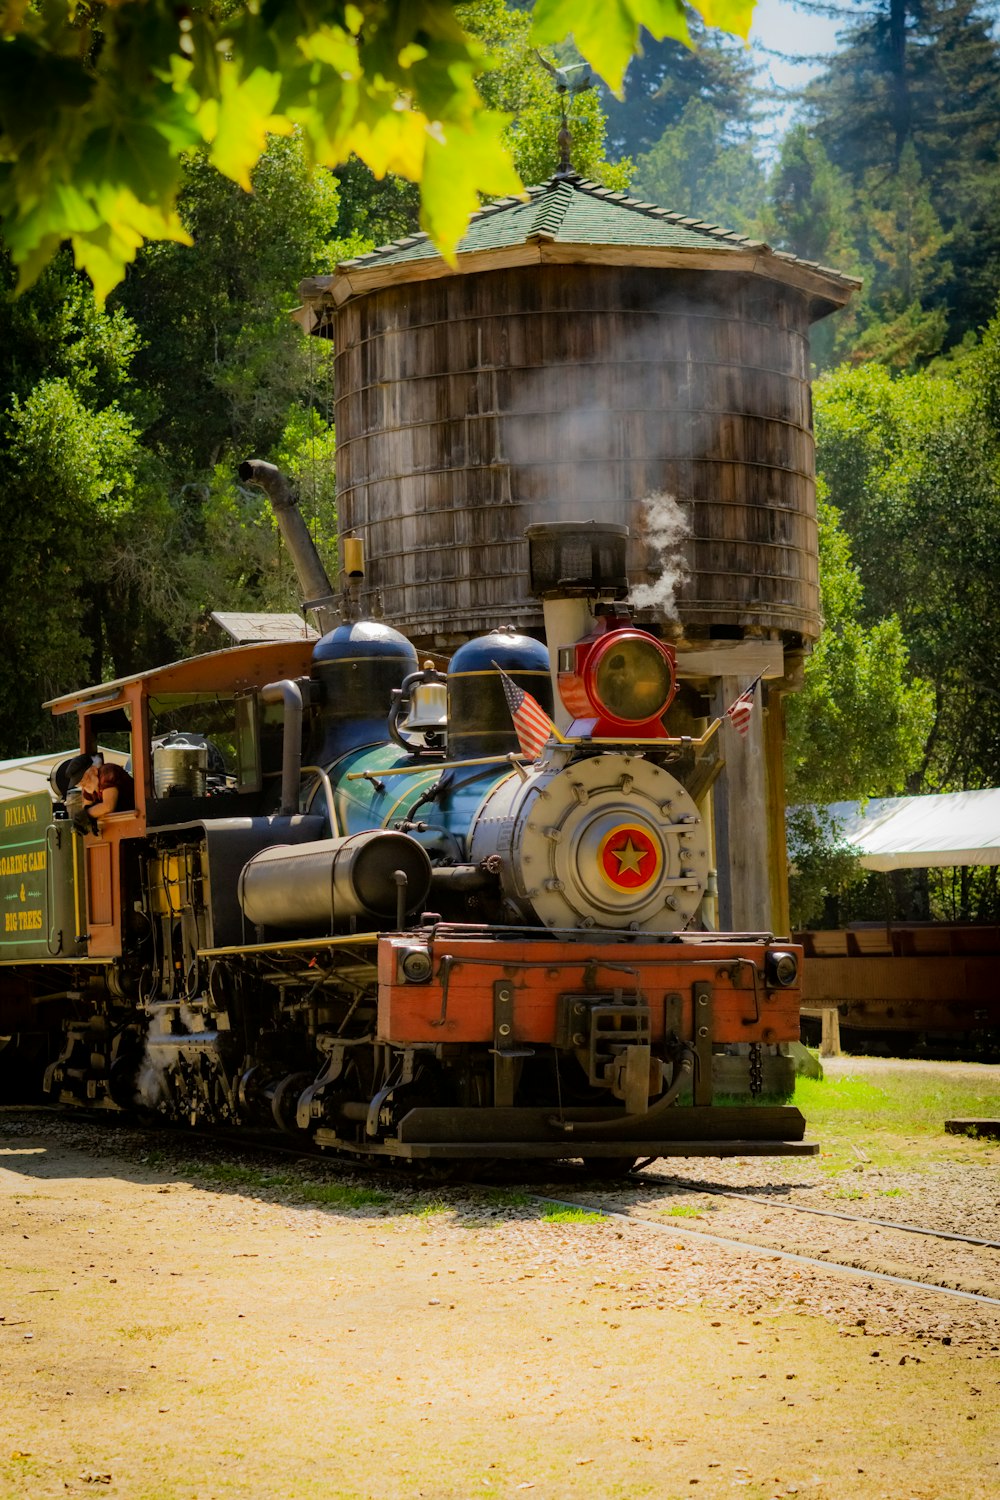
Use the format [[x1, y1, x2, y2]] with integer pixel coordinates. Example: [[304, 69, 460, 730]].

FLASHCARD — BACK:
[[0, 523, 811, 1165]]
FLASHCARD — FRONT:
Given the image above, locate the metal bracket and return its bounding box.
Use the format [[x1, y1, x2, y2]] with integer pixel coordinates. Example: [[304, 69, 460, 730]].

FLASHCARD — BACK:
[[492, 980, 533, 1108], [692, 979, 713, 1105], [430, 954, 455, 1028]]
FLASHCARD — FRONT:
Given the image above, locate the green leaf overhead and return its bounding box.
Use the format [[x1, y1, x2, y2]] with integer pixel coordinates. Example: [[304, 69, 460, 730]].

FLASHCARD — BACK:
[[0, 0, 755, 295], [530, 0, 755, 95]]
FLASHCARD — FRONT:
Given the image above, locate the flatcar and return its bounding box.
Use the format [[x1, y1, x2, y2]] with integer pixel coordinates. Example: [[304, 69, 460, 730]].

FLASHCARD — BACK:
[[0, 523, 811, 1166]]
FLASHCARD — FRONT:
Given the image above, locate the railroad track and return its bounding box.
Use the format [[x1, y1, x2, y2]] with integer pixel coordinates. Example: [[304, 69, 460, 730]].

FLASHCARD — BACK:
[[527, 1189, 1000, 1309], [625, 1168, 1000, 1250]]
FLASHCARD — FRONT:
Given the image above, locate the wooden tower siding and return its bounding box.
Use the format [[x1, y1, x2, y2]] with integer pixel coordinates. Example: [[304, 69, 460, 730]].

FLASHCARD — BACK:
[[333, 265, 820, 652]]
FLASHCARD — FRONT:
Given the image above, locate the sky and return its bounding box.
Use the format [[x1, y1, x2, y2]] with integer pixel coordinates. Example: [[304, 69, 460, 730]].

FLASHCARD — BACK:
[[748, 0, 851, 147], [750, 0, 846, 81]]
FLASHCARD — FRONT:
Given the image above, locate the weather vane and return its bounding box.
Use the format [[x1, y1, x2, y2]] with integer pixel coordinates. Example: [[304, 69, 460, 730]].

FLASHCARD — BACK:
[[535, 53, 597, 177]]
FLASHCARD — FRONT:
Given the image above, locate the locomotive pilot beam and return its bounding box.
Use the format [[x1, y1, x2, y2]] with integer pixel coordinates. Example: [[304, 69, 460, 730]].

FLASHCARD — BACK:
[[0, 521, 812, 1163]]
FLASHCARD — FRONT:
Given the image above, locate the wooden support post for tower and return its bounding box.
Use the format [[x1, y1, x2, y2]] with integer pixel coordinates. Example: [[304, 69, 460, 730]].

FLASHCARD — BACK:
[[764, 687, 792, 939], [711, 676, 771, 933]]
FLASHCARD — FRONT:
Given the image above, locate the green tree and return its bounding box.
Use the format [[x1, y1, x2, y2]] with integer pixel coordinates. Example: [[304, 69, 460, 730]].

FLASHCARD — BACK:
[[633, 97, 764, 231], [0, 250, 179, 752], [851, 143, 950, 365], [783, 483, 933, 929], [115, 134, 340, 474], [800, 0, 1000, 345], [0, 129, 347, 752], [803, 0, 1000, 186], [764, 125, 863, 368], [0, 373, 166, 753], [602, 18, 756, 160], [110, 134, 345, 647], [0, 0, 756, 298], [785, 486, 933, 806], [814, 357, 1000, 793], [463, 0, 633, 189], [331, 0, 640, 254], [766, 125, 857, 271]]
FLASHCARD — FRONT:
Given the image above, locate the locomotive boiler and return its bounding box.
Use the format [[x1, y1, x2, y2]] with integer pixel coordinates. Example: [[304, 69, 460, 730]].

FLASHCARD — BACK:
[[0, 523, 812, 1166]]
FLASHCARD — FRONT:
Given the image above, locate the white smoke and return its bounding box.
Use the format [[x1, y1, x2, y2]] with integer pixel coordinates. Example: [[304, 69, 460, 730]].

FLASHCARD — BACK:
[[628, 490, 690, 622]]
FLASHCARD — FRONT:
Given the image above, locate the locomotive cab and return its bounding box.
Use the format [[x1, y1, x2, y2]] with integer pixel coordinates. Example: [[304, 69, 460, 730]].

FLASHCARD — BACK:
[[40, 639, 318, 959]]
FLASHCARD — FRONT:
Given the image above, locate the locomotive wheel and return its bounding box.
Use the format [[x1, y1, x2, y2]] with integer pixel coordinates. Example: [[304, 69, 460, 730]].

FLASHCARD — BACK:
[[580, 1156, 638, 1180], [270, 1072, 312, 1135]]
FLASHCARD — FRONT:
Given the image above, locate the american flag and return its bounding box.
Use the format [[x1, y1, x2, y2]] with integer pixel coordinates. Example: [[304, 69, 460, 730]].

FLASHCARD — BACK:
[[495, 664, 559, 760], [724, 673, 764, 737]]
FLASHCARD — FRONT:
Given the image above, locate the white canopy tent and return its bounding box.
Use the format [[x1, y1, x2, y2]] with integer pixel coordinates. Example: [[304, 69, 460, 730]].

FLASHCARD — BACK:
[[0, 749, 129, 804], [0, 750, 78, 802], [824, 789, 1000, 871]]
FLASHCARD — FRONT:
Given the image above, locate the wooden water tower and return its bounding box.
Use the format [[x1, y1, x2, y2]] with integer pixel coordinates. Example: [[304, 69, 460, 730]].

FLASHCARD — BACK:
[[297, 176, 858, 935]]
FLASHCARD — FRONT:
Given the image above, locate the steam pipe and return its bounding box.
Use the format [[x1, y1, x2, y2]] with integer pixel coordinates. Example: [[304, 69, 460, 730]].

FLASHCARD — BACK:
[[238, 459, 339, 630], [546, 1045, 696, 1139], [261, 679, 303, 816]]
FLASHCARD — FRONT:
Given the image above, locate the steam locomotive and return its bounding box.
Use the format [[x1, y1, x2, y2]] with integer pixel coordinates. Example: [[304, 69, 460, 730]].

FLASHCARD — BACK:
[[0, 521, 811, 1166]]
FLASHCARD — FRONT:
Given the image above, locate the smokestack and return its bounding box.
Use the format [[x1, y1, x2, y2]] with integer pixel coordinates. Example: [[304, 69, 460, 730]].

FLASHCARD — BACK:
[[238, 459, 339, 632], [525, 520, 629, 732]]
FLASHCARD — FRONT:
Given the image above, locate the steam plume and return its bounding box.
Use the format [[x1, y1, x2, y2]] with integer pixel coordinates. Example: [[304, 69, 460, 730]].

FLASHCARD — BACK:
[[628, 491, 690, 621]]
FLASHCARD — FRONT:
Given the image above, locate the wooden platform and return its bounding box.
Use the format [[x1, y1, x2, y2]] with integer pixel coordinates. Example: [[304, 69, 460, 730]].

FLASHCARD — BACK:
[[796, 925, 1000, 1036], [945, 1119, 1000, 1140]]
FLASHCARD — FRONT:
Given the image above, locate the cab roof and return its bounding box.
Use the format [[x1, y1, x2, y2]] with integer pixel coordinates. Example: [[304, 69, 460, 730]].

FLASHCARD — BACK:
[[44, 640, 317, 716]]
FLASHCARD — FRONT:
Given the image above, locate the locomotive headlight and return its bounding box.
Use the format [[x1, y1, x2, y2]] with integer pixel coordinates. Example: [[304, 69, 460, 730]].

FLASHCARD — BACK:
[[399, 946, 433, 983], [590, 633, 674, 724], [766, 950, 799, 987]]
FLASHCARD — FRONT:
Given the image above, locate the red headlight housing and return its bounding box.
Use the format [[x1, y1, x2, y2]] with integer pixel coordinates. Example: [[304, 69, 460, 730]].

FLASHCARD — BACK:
[[558, 629, 677, 738]]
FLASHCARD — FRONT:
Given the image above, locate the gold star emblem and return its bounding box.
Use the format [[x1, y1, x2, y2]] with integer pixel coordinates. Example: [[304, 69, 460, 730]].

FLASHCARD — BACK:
[[611, 837, 647, 876]]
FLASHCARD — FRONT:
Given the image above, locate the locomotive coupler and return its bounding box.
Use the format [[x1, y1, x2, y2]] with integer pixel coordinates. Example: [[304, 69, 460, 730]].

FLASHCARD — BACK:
[[556, 990, 659, 1113]]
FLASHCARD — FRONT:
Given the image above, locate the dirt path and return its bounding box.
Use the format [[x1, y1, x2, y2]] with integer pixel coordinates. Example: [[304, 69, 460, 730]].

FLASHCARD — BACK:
[[822, 1055, 999, 1082], [2, 1111, 998, 1500]]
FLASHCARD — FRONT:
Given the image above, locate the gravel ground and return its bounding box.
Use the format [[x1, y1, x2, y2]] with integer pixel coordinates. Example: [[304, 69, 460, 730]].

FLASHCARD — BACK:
[[5, 1098, 999, 1354], [2, 1092, 999, 1500], [561, 1164, 1000, 1342]]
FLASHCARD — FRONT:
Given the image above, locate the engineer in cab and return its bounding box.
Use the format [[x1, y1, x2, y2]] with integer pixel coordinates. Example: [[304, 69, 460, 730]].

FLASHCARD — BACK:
[[78, 758, 134, 831]]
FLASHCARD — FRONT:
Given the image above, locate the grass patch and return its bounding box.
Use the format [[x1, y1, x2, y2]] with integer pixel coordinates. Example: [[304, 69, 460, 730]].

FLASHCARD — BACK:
[[300, 1182, 391, 1209], [793, 1069, 1000, 1172], [660, 1203, 703, 1218], [479, 1187, 534, 1209], [539, 1205, 607, 1223], [178, 1161, 297, 1191], [406, 1198, 451, 1218], [173, 1161, 391, 1209], [795, 1070, 997, 1136]]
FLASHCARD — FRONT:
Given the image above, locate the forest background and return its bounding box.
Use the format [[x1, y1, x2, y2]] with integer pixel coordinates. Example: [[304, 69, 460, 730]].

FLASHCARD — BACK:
[[2, 0, 999, 926]]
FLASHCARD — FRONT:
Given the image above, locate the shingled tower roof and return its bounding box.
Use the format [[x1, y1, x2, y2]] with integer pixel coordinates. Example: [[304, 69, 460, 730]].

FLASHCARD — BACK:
[[298, 172, 860, 328]]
